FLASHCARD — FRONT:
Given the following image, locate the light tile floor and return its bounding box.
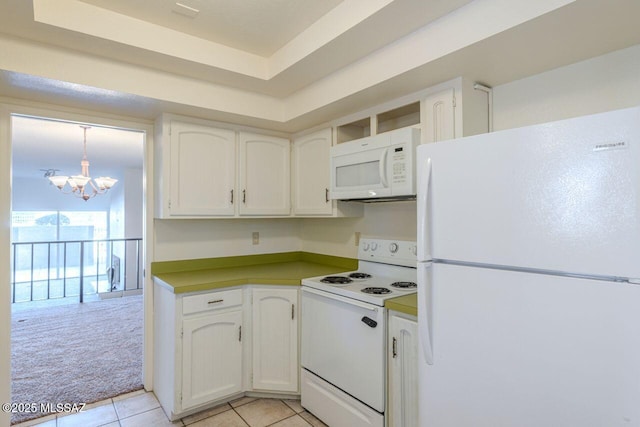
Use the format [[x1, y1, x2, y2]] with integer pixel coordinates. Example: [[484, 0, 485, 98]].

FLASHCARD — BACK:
[[13, 390, 328, 427]]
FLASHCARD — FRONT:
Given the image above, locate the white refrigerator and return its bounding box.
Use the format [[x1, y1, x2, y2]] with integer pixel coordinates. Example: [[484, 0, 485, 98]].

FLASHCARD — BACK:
[[416, 106, 640, 427]]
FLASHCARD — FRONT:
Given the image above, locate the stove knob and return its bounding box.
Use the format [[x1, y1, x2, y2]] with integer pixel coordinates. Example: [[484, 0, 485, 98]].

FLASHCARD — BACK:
[[389, 243, 399, 253], [363, 242, 370, 251], [371, 242, 378, 251]]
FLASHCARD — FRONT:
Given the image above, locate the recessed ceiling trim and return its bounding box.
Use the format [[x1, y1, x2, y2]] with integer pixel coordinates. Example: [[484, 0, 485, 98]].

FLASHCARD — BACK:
[[32, 0, 408, 82], [269, 0, 393, 77], [32, 0, 268, 79], [0, 34, 285, 122]]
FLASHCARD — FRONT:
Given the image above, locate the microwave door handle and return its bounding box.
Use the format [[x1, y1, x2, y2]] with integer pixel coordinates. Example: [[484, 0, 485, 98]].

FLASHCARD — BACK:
[[379, 148, 389, 187]]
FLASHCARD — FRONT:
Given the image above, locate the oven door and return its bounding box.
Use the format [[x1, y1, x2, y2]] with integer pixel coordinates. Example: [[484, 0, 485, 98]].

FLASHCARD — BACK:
[[301, 287, 386, 412]]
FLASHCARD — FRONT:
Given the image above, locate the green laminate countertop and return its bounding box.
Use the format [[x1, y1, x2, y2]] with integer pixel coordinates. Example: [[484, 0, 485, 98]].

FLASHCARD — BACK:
[[151, 252, 357, 294], [385, 293, 418, 317]]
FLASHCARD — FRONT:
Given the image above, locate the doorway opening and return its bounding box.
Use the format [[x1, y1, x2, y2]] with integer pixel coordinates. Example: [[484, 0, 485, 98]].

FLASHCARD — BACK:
[[10, 114, 146, 425]]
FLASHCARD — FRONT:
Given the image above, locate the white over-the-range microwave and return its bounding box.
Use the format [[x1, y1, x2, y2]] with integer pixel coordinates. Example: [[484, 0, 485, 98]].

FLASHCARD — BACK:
[[330, 127, 420, 201]]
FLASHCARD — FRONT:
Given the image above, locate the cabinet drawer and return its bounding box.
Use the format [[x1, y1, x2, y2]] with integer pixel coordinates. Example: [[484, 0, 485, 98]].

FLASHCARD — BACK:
[[182, 289, 243, 315]]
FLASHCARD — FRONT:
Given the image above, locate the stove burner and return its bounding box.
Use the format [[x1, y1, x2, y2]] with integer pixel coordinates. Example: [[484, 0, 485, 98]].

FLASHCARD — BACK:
[[391, 281, 417, 289], [321, 276, 353, 284], [361, 287, 391, 295], [348, 272, 372, 279]]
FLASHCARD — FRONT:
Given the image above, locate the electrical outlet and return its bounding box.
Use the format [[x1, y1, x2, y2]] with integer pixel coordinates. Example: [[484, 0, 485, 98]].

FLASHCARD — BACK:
[[355, 231, 361, 246], [252, 232, 259, 245]]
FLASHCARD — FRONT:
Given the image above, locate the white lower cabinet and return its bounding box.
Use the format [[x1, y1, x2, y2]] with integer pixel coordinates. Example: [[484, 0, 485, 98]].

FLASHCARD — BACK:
[[153, 281, 299, 420], [181, 310, 243, 409], [252, 287, 299, 392], [387, 311, 419, 427]]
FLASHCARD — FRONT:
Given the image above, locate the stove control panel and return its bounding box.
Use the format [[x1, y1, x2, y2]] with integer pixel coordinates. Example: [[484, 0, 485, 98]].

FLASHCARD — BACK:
[[358, 238, 417, 267]]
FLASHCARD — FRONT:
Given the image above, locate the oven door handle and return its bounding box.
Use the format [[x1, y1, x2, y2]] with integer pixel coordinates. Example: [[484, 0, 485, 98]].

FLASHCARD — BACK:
[[301, 286, 380, 312]]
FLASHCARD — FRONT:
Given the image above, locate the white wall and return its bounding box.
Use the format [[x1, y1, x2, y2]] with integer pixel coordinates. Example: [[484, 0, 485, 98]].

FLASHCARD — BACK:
[[12, 176, 113, 211], [124, 169, 143, 239], [108, 168, 143, 289], [153, 218, 302, 261], [299, 202, 417, 258], [109, 178, 125, 238], [492, 44, 640, 131], [152, 202, 418, 262], [123, 168, 143, 289]]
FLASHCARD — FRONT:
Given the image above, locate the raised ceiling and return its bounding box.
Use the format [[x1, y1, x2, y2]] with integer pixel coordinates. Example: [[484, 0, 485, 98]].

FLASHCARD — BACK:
[[1, 0, 640, 132], [79, 0, 346, 56]]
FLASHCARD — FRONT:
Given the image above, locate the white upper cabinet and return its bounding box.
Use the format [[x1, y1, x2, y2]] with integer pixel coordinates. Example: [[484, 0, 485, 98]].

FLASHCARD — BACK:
[[238, 132, 291, 216], [292, 129, 332, 215], [421, 78, 489, 144], [422, 88, 456, 143], [155, 116, 295, 218], [292, 128, 363, 218], [168, 121, 236, 216]]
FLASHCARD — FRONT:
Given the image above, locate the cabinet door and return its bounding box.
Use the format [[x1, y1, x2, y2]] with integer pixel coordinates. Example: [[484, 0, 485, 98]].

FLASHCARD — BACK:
[[292, 129, 332, 215], [182, 310, 242, 410], [252, 288, 298, 392], [422, 88, 455, 143], [169, 122, 236, 216], [388, 314, 419, 427], [238, 132, 290, 215]]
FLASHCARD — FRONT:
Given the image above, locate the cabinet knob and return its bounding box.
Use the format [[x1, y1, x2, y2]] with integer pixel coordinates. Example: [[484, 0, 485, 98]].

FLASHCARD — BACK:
[[243, 189, 246, 204], [325, 188, 329, 203], [230, 189, 234, 204], [392, 337, 398, 358]]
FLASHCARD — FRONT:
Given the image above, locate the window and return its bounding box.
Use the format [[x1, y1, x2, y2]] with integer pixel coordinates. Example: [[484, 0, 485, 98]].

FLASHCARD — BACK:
[[11, 211, 110, 301], [12, 211, 107, 242]]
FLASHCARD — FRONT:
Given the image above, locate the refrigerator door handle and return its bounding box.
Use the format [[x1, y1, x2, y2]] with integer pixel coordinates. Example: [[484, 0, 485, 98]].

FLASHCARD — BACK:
[[417, 157, 432, 261], [418, 262, 434, 365]]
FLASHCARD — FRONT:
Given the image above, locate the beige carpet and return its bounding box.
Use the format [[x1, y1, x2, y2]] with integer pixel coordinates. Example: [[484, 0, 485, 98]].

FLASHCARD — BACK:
[[10, 295, 144, 425]]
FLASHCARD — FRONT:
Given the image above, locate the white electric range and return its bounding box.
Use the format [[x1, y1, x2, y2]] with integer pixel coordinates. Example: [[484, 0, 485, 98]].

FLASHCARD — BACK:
[[302, 238, 417, 305], [300, 238, 417, 427]]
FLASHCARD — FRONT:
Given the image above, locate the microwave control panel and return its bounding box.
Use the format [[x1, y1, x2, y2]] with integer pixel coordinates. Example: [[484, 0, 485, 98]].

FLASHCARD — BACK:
[[391, 145, 407, 184]]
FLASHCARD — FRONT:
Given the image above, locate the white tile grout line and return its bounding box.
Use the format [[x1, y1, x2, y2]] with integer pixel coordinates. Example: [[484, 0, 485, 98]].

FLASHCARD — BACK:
[[231, 399, 312, 427], [264, 410, 313, 427], [23, 396, 312, 427]]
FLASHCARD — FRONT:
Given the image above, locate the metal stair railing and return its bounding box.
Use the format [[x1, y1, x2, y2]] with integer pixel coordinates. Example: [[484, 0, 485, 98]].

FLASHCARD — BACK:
[[10, 237, 142, 303]]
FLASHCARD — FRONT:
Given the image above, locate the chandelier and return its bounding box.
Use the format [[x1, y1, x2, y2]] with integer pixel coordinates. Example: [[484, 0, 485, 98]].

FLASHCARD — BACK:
[[48, 126, 118, 201]]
